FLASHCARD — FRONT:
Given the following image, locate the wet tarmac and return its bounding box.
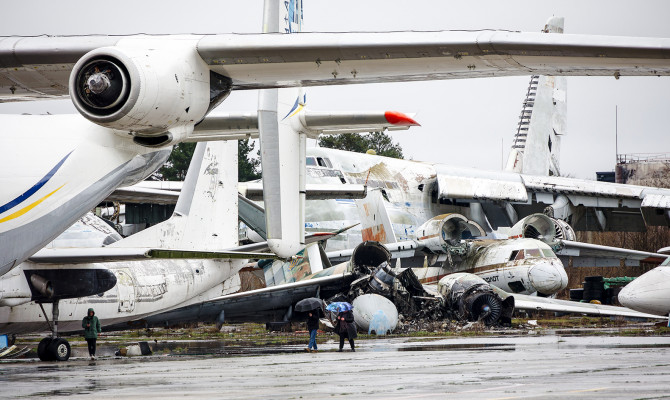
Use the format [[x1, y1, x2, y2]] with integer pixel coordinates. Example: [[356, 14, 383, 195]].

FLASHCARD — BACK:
[[2, 335, 670, 399]]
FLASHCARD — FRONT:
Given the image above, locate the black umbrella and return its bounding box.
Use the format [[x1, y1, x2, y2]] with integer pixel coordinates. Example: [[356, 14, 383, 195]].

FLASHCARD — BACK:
[[295, 297, 324, 312]]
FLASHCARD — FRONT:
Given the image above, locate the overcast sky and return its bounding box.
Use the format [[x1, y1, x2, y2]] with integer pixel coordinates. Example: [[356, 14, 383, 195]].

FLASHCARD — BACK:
[[1, 0, 669, 178]]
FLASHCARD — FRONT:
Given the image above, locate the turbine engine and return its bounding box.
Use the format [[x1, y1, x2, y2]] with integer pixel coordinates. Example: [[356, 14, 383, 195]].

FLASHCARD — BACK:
[[415, 213, 485, 254], [509, 213, 575, 247], [437, 273, 514, 325], [69, 40, 232, 147]]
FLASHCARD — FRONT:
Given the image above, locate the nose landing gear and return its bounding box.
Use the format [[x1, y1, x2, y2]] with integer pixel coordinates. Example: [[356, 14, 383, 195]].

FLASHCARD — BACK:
[[36, 300, 71, 361]]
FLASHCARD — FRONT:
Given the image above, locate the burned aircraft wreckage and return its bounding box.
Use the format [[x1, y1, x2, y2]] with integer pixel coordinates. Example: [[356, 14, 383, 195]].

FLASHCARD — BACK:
[[325, 241, 516, 330]]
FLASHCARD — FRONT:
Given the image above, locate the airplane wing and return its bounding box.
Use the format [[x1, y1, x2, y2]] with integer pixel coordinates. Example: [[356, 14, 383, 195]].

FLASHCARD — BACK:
[[129, 270, 354, 326], [27, 247, 280, 264], [557, 240, 669, 267], [434, 165, 670, 231], [495, 288, 667, 320], [3, 31, 670, 101]]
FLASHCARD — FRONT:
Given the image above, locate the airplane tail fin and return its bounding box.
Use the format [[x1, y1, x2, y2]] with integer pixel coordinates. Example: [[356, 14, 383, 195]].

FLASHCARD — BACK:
[[258, 0, 306, 257], [111, 141, 239, 250], [505, 16, 566, 177], [355, 188, 397, 244]]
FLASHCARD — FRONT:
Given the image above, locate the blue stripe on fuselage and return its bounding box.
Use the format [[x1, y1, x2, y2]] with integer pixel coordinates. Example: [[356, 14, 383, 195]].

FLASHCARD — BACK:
[[0, 151, 73, 215]]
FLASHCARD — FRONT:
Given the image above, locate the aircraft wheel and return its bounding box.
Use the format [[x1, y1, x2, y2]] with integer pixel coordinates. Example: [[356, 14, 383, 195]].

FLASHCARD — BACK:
[[48, 338, 71, 361], [37, 338, 54, 361]]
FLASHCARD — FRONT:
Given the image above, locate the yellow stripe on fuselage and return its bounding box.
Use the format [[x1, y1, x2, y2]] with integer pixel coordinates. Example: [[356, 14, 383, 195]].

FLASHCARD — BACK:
[[0, 184, 65, 223]]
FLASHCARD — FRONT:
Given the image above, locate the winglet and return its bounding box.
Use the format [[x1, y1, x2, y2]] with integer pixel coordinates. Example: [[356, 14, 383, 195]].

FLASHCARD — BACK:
[[384, 111, 420, 126]]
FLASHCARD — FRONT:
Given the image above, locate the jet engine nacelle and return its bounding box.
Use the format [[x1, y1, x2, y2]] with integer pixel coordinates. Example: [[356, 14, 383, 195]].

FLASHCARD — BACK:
[[69, 41, 231, 146], [351, 241, 392, 272], [437, 273, 514, 325], [509, 213, 576, 246], [415, 213, 485, 252]]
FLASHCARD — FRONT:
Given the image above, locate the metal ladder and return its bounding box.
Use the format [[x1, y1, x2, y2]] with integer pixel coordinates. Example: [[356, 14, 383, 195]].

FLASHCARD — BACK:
[[511, 75, 539, 151]]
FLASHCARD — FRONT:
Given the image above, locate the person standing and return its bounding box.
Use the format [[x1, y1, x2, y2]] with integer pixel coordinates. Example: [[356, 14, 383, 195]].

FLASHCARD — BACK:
[[82, 308, 101, 360], [335, 310, 357, 352], [306, 311, 319, 353]]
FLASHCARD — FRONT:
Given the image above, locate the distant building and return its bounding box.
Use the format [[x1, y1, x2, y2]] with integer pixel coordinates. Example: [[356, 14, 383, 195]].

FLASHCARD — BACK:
[[615, 153, 670, 186]]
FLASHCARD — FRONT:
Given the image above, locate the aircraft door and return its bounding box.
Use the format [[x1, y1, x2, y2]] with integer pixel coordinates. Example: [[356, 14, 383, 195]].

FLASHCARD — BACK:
[[115, 269, 136, 313]]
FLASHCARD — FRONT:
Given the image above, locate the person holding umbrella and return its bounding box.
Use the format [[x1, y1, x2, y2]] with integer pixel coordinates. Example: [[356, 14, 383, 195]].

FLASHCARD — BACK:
[[327, 302, 357, 352], [295, 298, 324, 353]]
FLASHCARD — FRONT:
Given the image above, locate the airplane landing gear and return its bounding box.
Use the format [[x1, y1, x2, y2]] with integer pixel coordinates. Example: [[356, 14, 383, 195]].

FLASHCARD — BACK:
[[36, 300, 71, 361]]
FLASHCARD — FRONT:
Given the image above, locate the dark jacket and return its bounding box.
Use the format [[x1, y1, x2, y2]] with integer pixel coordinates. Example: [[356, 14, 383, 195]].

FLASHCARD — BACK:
[[82, 308, 101, 339], [334, 310, 357, 339], [306, 312, 319, 331]]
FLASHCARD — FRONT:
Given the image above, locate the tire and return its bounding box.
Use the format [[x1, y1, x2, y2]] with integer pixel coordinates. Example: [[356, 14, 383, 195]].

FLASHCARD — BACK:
[[37, 338, 54, 361], [48, 338, 71, 362]]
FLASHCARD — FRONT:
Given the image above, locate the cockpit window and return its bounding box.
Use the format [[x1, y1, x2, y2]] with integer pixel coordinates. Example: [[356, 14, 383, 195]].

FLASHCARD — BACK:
[[541, 248, 556, 258], [525, 248, 542, 258], [509, 250, 519, 261], [317, 157, 328, 167], [661, 257, 670, 266], [514, 250, 525, 260], [306, 157, 317, 166]]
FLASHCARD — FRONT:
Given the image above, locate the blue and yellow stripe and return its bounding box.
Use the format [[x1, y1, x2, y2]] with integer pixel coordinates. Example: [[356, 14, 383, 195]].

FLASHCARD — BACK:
[[0, 151, 72, 222]]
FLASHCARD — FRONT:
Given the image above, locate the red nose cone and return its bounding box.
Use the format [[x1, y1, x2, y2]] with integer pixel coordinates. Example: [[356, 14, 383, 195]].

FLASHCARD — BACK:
[[384, 111, 420, 126]]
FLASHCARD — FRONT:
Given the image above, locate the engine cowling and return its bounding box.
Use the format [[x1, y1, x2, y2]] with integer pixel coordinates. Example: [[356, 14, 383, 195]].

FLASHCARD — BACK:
[[69, 40, 231, 146], [437, 273, 514, 325], [415, 213, 485, 253], [509, 213, 575, 246]]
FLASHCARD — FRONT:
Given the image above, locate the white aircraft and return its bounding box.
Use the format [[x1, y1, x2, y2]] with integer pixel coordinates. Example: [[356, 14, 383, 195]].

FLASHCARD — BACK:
[[3, 3, 670, 275], [0, 140, 291, 361], [618, 248, 670, 318]]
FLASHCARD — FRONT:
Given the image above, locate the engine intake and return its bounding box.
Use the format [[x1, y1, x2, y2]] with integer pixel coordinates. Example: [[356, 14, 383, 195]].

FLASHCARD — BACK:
[[69, 41, 231, 146], [509, 213, 576, 246], [415, 213, 485, 253], [73, 56, 131, 115]]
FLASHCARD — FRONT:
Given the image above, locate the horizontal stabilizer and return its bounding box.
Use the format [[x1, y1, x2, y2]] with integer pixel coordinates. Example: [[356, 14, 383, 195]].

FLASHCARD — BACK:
[[109, 182, 367, 204], [29, 247, 279, 264], [241, 182, 367, 201], [185, 110, 418, 142]]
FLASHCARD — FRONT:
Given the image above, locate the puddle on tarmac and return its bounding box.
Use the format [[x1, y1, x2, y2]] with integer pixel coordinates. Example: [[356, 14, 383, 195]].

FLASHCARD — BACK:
[[149, 340, 308, 356], [398, 343, 515, 352]]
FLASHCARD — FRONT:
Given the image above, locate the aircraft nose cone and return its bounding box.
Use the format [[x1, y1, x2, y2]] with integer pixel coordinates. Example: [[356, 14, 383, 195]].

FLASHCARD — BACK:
[[528, 259, 568, 296], [618, 267, 670, 316]]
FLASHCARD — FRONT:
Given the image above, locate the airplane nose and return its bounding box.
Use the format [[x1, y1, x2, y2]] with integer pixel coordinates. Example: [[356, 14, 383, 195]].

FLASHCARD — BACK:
[[528, 259, 568, 296], [618, 267, 670, 316]]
